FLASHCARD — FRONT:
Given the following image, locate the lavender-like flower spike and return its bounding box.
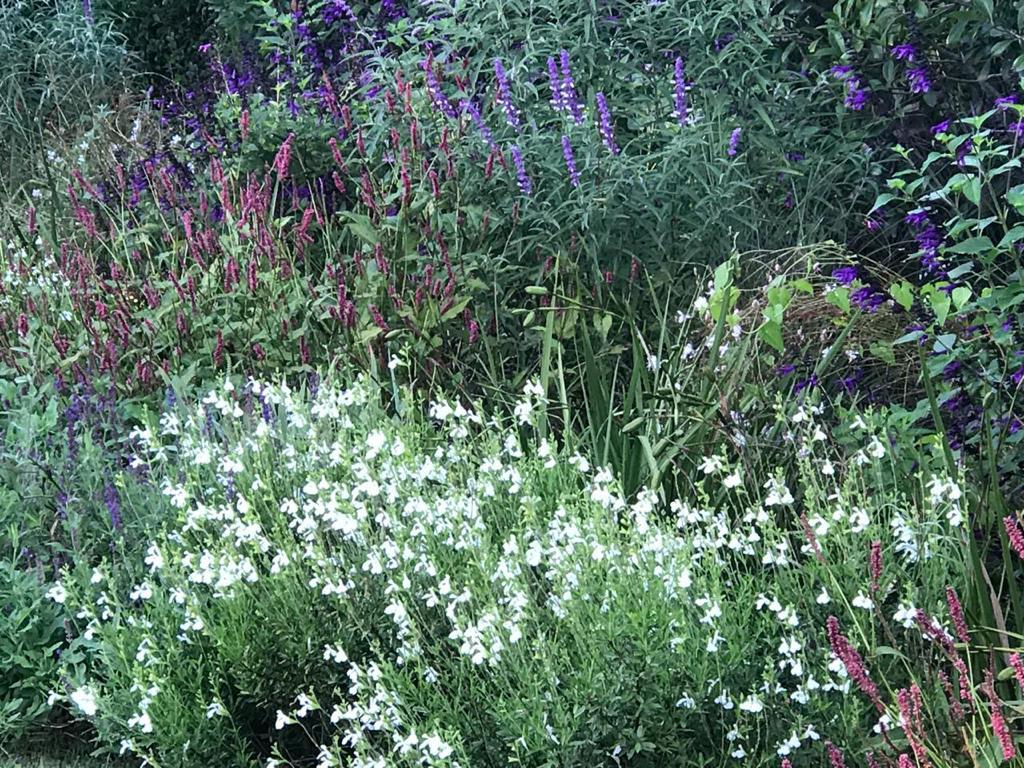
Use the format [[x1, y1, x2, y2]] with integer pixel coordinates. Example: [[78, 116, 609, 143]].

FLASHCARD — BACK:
[[81, 0, 93, 24], [561, 135, 580, 187], [493, 58, 521, 128], [425, 66, 458, 119], [510, 145, 532, 196], [461, 99, 495, 148], [104, 483, 122, 532], [727, 126, 742, 156], [547, 57, 564, 112], [595, 93, 618, 154], [673, 57, 688, 127], [560, 50, 585, 125]]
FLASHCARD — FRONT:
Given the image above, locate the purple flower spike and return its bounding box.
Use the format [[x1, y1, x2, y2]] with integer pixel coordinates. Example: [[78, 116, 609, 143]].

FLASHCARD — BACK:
[[673, 57, 688, 127], [493, 58, 521, 128], [727, 126, 742, 157], [104, 483, 122, 532], [595, 93, 618, 154], [560, 50, 585, 125], [510, 145, 532, 196], [461, 99, 495, 148], [547, 57, 563, 112], [561, 135, 580, 187]]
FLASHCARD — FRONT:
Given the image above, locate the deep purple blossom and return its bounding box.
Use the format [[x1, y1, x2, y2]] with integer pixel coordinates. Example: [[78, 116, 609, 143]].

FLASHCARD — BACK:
[[932, 119, 951, 135], [996, 95, 1019, 110], [851, 285, 886, 312], [907, 67, 931, 94], [832, 266, 858, 286], [891, 43, 917, 62]]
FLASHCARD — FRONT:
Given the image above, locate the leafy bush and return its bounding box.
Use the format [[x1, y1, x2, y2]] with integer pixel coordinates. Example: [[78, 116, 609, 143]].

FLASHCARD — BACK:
[[48, 374, 988, 767]]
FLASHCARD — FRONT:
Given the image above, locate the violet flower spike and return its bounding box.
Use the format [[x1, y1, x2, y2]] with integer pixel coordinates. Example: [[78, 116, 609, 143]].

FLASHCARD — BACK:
[[493, 58, 521, 128], [547, 57, 564, 112], [461, 99, 495, 148], [673, 56, 688, 127], [560, 50, 585, 125], [510, 145, 532, 196], [595, 92, 618, 154], [561, 135, 580, 188], [727, 126, 742, 157]]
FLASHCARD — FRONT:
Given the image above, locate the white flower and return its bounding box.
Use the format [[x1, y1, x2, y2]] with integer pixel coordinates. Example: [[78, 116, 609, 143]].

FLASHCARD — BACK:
[[815, 588, 831, 605], [70, 687, 98, 717], [739, 694, 764, 713], [46, 583, 67, 604], [852, 592, 874, 610], [723, 471, 742, 489]]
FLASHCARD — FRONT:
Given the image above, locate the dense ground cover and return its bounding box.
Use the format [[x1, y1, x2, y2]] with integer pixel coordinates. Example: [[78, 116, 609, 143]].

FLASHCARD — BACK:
[[4, 0, 1024, 766]]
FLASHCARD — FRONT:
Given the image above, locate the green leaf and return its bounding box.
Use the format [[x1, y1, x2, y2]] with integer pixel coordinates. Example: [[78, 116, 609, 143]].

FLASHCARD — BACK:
[[945, 236, 994, 255], [930, 291, 951, 325], [758, 321, 784, 352], [946, 261, 974, 279], [889, 281, 914, 311], [998, 226, 1024, 250], [951, 285, 971, 310], [1007, 184, 1024, 212]]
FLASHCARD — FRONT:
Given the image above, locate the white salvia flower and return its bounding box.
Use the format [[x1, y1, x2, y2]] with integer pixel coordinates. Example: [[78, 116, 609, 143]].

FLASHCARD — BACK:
[[852, 592, 874, 610], [205, 701, 226, 719], [699, 455, 724, 475], [867, 437, 886, 458], [675, 694, 696, 709], [46, 583, 68, 604], [275, 710, 293, 730], [144, 544, 164, 571], [739, 694, 764, 713], [816, 588, 831, 605], [70, 687, 98, 716], [893, 603, 918, 628], [821, 459, 834, 476], [723, 471, 742, 489]]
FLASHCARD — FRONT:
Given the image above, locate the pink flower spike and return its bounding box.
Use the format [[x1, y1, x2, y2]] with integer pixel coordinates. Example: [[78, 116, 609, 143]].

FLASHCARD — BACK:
[[1004, 515, 1024, 560], [1011, 653, 1024, 692], [945, 587, 970, 645]]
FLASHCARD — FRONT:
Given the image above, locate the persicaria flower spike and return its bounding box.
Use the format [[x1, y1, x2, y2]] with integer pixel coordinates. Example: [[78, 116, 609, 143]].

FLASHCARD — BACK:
[[1004, 515, 1024, 560], [826, 616, 884, 710], [945, 586, 970, 645], [273, 133, 295, 178]]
